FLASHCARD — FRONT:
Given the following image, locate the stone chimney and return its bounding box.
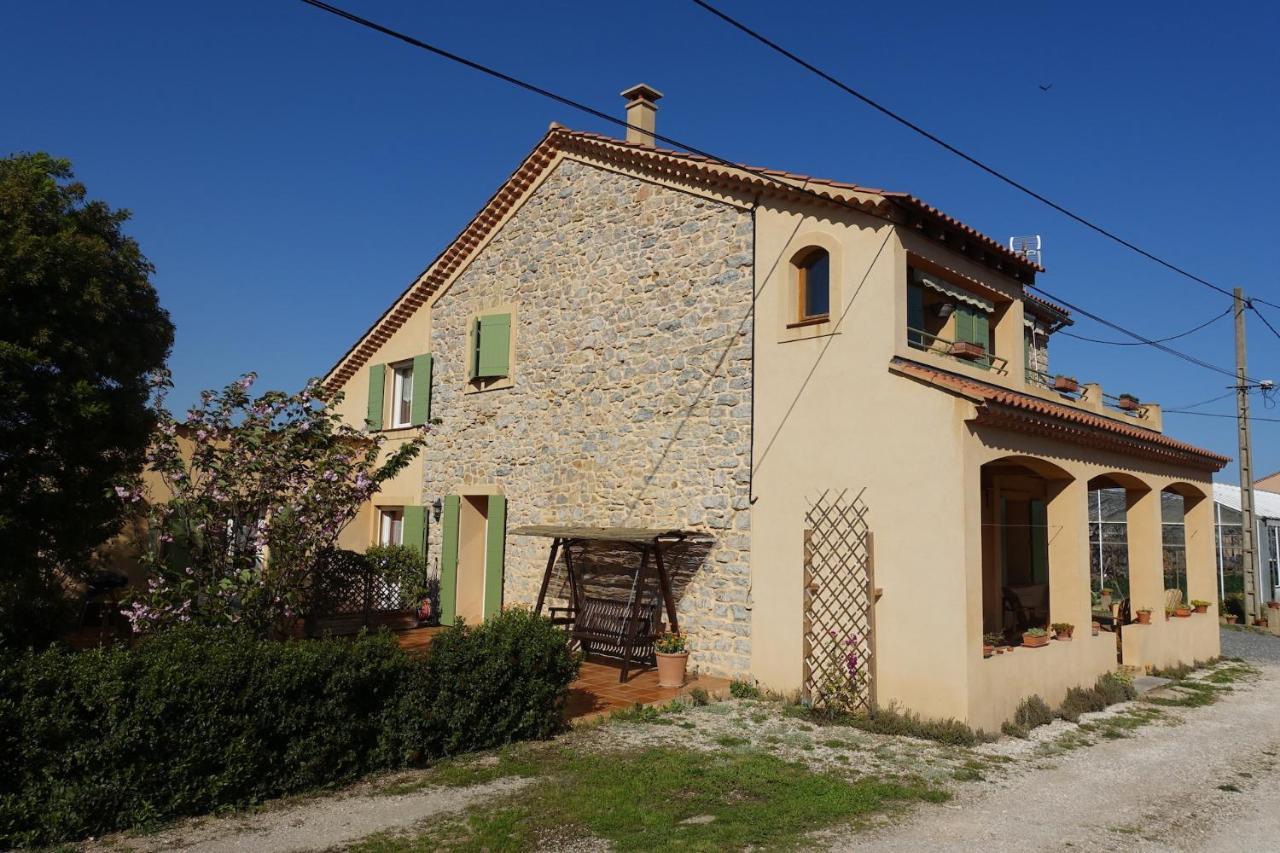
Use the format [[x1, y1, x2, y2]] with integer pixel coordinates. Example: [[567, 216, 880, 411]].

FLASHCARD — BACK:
[[620, 84, 663, 147]]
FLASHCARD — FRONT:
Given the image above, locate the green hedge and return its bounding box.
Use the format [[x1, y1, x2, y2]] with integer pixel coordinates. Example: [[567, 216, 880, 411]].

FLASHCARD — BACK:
[[0, 609, 578, 846]]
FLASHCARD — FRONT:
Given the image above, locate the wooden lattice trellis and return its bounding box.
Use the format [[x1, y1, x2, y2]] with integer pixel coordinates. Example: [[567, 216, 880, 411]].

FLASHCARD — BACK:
[[803, 488, 878, 713]]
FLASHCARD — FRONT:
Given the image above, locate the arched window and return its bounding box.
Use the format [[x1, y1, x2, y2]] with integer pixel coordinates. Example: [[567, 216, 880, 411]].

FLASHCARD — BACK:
[[794, 248, 830, 322]]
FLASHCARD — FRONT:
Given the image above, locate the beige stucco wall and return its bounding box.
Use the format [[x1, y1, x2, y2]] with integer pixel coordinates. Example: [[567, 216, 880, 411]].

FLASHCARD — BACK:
[[745, 189, 1220, 727], [331, 303, 433, 552]]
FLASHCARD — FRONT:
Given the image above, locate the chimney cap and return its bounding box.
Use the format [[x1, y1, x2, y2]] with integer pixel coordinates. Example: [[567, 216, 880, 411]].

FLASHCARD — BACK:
[[620, 83, 664, 104]]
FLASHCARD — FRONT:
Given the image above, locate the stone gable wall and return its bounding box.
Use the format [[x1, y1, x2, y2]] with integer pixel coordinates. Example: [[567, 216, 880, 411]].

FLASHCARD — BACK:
[[423, 158, 754, 676]]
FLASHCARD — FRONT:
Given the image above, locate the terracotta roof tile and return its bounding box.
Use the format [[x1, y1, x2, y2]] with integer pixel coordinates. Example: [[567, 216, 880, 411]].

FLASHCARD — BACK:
[[324, 126, 1052, 390], [890, 357, 1230, 471]]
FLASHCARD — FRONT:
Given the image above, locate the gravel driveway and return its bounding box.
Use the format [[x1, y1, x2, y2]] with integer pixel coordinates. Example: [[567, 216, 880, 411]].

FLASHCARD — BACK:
[[838, 628, 1280, 852]]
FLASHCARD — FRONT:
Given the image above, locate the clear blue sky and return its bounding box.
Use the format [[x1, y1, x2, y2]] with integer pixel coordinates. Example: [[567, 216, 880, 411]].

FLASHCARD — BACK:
[[4, 1, 1278, 481]]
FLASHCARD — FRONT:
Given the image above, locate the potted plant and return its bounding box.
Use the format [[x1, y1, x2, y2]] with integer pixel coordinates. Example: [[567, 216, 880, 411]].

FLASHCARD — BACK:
[[1118, 393, 1141, 411], [983, 632, 1002, 658], [1053, 375, 1080, 393], [1136, 608, 1153, 625], [950, 340, 987, 360], [1051, 622, 1074, 640], [1190, 599, 1210, 614], [1173, 605, 1191, 618], [654, 632, 690, 688], [1099, 588, 1114, 609], [1225, 613, 1239, 624], [1022, 627, 1050, 648]]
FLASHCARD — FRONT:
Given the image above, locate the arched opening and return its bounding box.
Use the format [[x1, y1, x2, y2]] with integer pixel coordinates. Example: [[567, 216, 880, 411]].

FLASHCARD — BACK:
[[1086, 473, 1148, 602], [981, 456, 1072, 641], [1162, 483, 1207, 605], [792, 247, 830, 323]]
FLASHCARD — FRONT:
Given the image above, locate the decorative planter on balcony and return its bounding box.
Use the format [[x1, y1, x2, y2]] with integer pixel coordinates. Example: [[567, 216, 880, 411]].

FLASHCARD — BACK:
[[1174, 607, 1191, 618], [1053, 375, 1080, 393], [1118, 394, 1142, 411], [1136, 610, 1152, 625], [1021, 630, 1049, 648], [949, 341, 987, 361]]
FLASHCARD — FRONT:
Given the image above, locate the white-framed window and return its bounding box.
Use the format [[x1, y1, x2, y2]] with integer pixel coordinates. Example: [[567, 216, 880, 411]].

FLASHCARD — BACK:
[[378, 508, 404, 546], [390, 363, 413, 428]]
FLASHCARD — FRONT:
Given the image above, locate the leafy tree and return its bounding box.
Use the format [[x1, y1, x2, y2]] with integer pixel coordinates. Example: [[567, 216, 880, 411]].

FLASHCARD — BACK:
[[0, 153, 173, 647], [126, 373, 426, 635]]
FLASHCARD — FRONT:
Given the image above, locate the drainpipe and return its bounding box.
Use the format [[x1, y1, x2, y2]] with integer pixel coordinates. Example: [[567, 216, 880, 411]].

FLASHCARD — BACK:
[[748, 194, 761, 506]]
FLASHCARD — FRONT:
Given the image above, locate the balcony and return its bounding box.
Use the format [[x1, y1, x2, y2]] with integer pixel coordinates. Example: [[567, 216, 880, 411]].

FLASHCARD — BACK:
[[907, 327, 1009, 374]]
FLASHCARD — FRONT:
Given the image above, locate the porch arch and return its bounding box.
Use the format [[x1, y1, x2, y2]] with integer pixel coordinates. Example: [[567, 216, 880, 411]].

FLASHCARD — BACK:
[[979, 455, 1083, 641]]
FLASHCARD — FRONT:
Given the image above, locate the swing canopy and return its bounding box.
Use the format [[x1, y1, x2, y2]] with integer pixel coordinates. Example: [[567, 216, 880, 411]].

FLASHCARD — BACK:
[[511, 525, 714, 681]]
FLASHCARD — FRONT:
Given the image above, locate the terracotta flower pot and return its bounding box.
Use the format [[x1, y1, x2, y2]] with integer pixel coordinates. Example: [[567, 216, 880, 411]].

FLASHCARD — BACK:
[[949, 341, 987, 360], [1053, 375, 1080, 393], [1174, 607, 1191, 618], [1136, 611, 1152, 625], [1193, 604, 1208, 614], [655, 651, 690, 688], [1269, 601, 1280, 610], [1226, 614, 1238, 624], [1021, 633, 1049, 648], [983, 644, 994, 658]]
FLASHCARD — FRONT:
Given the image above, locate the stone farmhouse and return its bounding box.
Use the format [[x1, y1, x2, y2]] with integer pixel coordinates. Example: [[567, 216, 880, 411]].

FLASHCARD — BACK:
[[324, 86, 1228, 730]]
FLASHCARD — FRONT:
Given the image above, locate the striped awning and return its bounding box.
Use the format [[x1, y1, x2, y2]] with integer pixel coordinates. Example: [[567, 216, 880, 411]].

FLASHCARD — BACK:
[[912, 269, 994, 313]]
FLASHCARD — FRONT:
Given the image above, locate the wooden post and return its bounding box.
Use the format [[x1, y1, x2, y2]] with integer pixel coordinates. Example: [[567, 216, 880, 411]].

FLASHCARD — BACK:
[[1235, 288, 1262, 623], [865, 530, 878, 716], [619, 546, 651, 683], [534, 538, 561, 616], [654, 541, 679, 634], [563, 542, 586, 655]]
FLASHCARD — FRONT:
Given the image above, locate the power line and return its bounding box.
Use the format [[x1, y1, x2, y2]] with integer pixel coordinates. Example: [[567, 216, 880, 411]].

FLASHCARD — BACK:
[[294, 0, 1256, 385], [1172, 391, 1235, 411], [1249, 303, 1280, 343], [1163, 409, 1280, 422], [1058, 305, 1231, 347], [688, 0, 1238, 302], [1028, 284, 1250, 382]]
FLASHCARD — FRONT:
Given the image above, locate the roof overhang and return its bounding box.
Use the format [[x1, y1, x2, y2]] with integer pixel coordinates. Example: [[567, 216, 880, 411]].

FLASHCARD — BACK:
[[891, 357, 1230, 473]]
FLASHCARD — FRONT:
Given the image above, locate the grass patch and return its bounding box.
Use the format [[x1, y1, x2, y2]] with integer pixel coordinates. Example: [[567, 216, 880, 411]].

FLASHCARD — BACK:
[[1218, 783, 1242, 793], [352, 747, 947, 852], [1143, 680, 1225, 709], [951, 767, 983, 782], [1205, 662, 1259, 685], [714, 735, 750, 748], [729, 680, 761, 700]]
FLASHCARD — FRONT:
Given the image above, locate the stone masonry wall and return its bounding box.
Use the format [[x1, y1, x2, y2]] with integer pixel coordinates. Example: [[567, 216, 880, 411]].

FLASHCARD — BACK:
[[422, 158, 754, 677]]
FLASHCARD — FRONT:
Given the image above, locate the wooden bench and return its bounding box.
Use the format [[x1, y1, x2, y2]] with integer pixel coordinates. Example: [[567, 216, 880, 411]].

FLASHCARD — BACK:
[[550, 595, 663, 680]]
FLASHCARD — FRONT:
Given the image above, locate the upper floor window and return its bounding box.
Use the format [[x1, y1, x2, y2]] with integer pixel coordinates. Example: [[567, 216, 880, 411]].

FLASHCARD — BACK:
[[794, 248, 830, 323], [391, 362, 414, 428], [907, 266, 995, 370]]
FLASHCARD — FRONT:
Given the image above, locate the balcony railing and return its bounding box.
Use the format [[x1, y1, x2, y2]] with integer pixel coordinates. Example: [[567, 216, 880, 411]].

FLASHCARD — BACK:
[[907, 328, 1008, 374]]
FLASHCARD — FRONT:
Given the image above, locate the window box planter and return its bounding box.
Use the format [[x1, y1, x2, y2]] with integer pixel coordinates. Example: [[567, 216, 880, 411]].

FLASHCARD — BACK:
[[949, 341, 987, 360], [1117, 394, 1141, 411], [1053, 375, 1080, 393], [1135, 609, 1153, 625]]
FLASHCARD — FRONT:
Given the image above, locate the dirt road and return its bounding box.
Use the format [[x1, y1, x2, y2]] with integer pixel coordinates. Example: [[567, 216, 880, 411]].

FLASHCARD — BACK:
[[839, 630, 1280, 852]]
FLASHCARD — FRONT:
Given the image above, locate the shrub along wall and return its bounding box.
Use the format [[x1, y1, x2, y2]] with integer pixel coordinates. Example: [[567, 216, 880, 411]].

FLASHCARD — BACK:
[[0, 608, 578, 847]]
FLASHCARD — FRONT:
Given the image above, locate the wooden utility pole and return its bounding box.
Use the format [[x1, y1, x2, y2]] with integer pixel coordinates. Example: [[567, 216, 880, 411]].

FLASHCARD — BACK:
[[1235, 288, 1261, 624]]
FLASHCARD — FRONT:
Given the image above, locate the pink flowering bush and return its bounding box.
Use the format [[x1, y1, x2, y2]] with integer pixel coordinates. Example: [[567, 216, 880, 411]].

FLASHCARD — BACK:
[[125, 371, 425, 635]]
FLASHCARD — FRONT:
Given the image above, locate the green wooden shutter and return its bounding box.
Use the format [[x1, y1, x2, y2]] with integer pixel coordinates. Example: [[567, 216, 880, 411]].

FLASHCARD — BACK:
[[483, 495, 507, 619], [972, 311, 991, 370], [366, 364, 385, 431], [475, 314, 511, 378], [1029, 499, 1049, 584], [410, 354, 433, 426], [402, 505, 426, 554], [907, 284, 925, 347], [439, 495, 460, 626], [954, 307, 974, 347]]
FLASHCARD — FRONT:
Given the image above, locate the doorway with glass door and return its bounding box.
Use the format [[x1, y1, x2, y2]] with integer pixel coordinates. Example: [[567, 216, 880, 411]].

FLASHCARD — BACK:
[[439, 493, 507, 625]]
